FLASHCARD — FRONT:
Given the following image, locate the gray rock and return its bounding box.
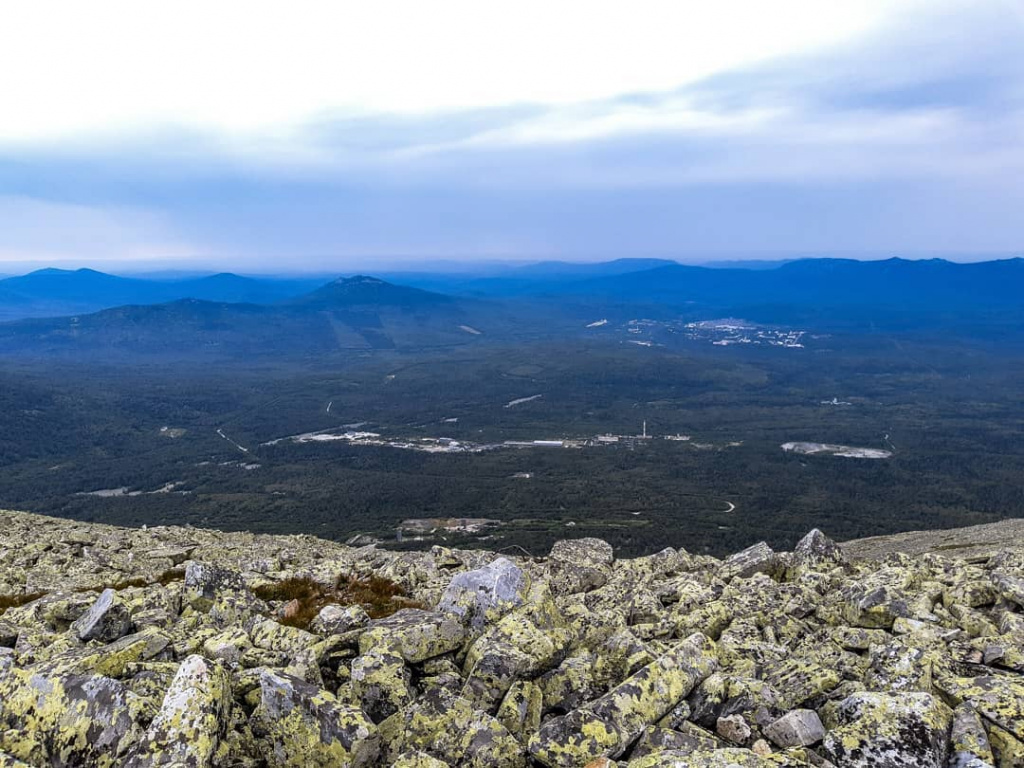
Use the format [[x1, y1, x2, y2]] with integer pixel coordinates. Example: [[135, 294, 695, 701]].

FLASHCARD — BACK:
[[145, 546, 196, 565], [381, 689, 525, 768], [792, 528, 846, 567], [549, 538, 614, 594], [71, 588, 133, 642], [183, 561, 246, 602], [631, 723, 720, 759], [991, 570, 1024, 609], [350, 647, 414, 722], [715, 714, 752, 744], [763, 709, 825, 747], [948, 702, 995, 768], [437, 557, 527, 632], [0, 669, 142, 765], [718, 542, 781, 582], [310, 603, 369, 635]]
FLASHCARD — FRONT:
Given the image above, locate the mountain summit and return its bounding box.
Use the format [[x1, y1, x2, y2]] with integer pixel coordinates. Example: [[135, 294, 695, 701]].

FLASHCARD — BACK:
[[290, 275, 456, 310]]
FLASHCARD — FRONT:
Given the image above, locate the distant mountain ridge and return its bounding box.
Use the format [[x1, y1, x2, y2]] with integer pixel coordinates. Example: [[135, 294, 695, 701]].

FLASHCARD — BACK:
[[0, 275, 498, 359], [0, 268, 322, 322], [0, 258, 1022, 360], [553, 257, 1024, 309]]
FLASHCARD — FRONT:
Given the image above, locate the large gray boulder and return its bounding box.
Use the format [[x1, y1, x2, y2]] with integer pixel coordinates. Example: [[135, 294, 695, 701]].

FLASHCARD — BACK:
[[437, 558, 528, 632], [717, 542, 782, 582], [380, 689, 525, 768], [762, 709, 825, 747], [71, 588, 133, 643], [548, 538, 615, 594]]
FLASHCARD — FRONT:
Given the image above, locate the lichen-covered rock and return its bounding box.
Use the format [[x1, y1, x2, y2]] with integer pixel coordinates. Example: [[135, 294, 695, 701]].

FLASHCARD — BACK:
[[934, 673, 1024, 741], [819, 691, 953, 767], [359, 608, 464, 663], [184, 561, 246, 602], [496, 680, 543, 738], [1, 509, 1023, 768], [381, 690, 525, 768], [716, 713, 752, 744], [626, 747, 784, 767], [631, 723, 721, 759], [791, 528, 846, 569], [250, 669, 380, 767], [390, 751, 451, 768], [124, 654, 232, 767], [718, 542, 782, 583], [549, 538, 615, 594], [528, 632, 717, 767], [201, 626, 252, 665], [0, 669, 143, 766], [948, 702, 995, 768], [351, 647, 414, 722]]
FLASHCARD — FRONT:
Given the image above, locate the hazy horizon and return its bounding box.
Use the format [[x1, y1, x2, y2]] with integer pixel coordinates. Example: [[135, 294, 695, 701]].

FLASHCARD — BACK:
[[2, 251, 1024, 280]]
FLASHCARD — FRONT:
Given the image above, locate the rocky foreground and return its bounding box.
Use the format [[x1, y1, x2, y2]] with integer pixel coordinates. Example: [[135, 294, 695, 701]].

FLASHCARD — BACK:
[[1, 510, 1023, 767]]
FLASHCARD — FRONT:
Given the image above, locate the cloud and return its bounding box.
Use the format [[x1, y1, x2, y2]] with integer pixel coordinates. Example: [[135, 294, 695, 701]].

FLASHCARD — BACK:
[[1, 0, 1022, 264], [0, 0, 901, 145]]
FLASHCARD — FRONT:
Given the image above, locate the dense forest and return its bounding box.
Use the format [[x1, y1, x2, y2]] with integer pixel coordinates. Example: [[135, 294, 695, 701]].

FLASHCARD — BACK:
[[1, 329, 1022, 557]]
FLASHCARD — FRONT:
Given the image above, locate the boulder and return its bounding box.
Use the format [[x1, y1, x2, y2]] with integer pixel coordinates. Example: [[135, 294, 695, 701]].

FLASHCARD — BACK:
[[183, 561, 246, 602], [437, 557, 528, 632], [549, 538, 614, 568], [763, 709, 825, 747], [381, 690, 525, 768], [310, 604, 369, 635], [549, 539, 615, 594], [124, 654, 232, 767], [948, 702, 995, 768], [791, 528, 846, 568], [716, 714, 752, 744], [529, 633, 717, 767], [359, 608, 465, 663], [71, 588, 134, 643], [935, 673, 1024, 741], [250, 669, 380, 767], [718, 542, 781, 582], [0, 669, 143, 766], [819, 691, 953, 767], [350, 647, 414, 722]]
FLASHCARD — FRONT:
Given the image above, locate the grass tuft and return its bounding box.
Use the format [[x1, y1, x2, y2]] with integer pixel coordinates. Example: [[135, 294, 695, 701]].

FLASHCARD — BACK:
[[252, 573, 425, 629], [336, 574, 425, 619]]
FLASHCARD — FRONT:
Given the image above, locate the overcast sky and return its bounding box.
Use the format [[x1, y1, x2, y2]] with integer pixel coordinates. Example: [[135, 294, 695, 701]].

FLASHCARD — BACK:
[[1, 1, 1022, 272]]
